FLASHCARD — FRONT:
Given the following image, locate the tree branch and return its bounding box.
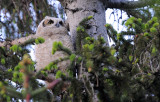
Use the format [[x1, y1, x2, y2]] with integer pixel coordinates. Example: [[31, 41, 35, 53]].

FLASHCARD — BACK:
[[0, 34, 36, 47], [104, 0, 156, 9], [5, 86, 23, 99]]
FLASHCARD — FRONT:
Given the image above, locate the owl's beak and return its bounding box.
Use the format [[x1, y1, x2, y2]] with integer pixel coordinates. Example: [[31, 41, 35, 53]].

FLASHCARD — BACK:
[[55, 23, 60, 27]]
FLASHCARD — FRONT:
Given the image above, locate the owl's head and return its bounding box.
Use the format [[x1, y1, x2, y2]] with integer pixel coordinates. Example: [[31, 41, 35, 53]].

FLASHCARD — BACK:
[[36, 16, 66, 35], [42, 16, 64, 28]]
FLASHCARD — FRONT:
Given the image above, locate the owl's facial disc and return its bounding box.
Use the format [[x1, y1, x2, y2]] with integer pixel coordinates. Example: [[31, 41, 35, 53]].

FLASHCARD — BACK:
[[42, 18, 64, 28]]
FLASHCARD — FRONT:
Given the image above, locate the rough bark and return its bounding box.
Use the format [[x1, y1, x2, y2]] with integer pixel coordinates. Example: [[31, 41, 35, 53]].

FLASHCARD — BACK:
[[61, 0, 108, 46]]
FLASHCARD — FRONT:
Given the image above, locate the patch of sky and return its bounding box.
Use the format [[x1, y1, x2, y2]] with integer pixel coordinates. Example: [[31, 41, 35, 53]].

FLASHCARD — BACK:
[[29, 3, 37, 32], [106, 8, 128, 46]]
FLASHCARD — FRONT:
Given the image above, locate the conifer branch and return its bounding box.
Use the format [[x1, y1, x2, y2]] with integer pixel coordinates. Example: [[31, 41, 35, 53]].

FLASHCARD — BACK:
[[31, 79, 60, 97], [35, 56, 70, 80], [5, 86, 23, 99], [58, 45, 72, 55]]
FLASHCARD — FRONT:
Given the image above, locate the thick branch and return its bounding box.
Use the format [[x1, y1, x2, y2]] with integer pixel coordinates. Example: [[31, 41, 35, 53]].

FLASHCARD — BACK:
[[104, 0, 156, 9], [0, 34, 36, 47]]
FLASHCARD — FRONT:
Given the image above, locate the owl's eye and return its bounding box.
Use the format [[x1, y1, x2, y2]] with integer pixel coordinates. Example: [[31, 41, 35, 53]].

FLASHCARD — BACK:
[[59, 21, 63, 26], [48, 20, 54, 24]]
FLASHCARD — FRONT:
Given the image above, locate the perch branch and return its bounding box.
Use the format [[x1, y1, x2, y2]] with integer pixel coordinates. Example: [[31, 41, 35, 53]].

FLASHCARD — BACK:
[[104, 0, 156, 9], [0, 34, 36, 47]]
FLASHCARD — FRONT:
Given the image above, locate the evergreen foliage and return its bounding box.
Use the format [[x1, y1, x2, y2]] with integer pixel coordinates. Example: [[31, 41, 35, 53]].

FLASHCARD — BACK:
[[0, 0, 160, 102]]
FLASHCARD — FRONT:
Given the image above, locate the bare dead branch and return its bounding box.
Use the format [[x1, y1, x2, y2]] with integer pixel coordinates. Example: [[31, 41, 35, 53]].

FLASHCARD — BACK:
[[103, 0, 156, 9]]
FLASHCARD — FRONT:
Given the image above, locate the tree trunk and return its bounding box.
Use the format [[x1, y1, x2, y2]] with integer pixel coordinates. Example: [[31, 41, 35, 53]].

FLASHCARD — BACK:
[[61, 0, 108, 45], [59, 0, 108, 101]]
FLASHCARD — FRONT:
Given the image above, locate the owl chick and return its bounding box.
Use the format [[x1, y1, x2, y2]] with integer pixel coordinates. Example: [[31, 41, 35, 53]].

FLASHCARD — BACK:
[[35, 16, 73, 80]]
